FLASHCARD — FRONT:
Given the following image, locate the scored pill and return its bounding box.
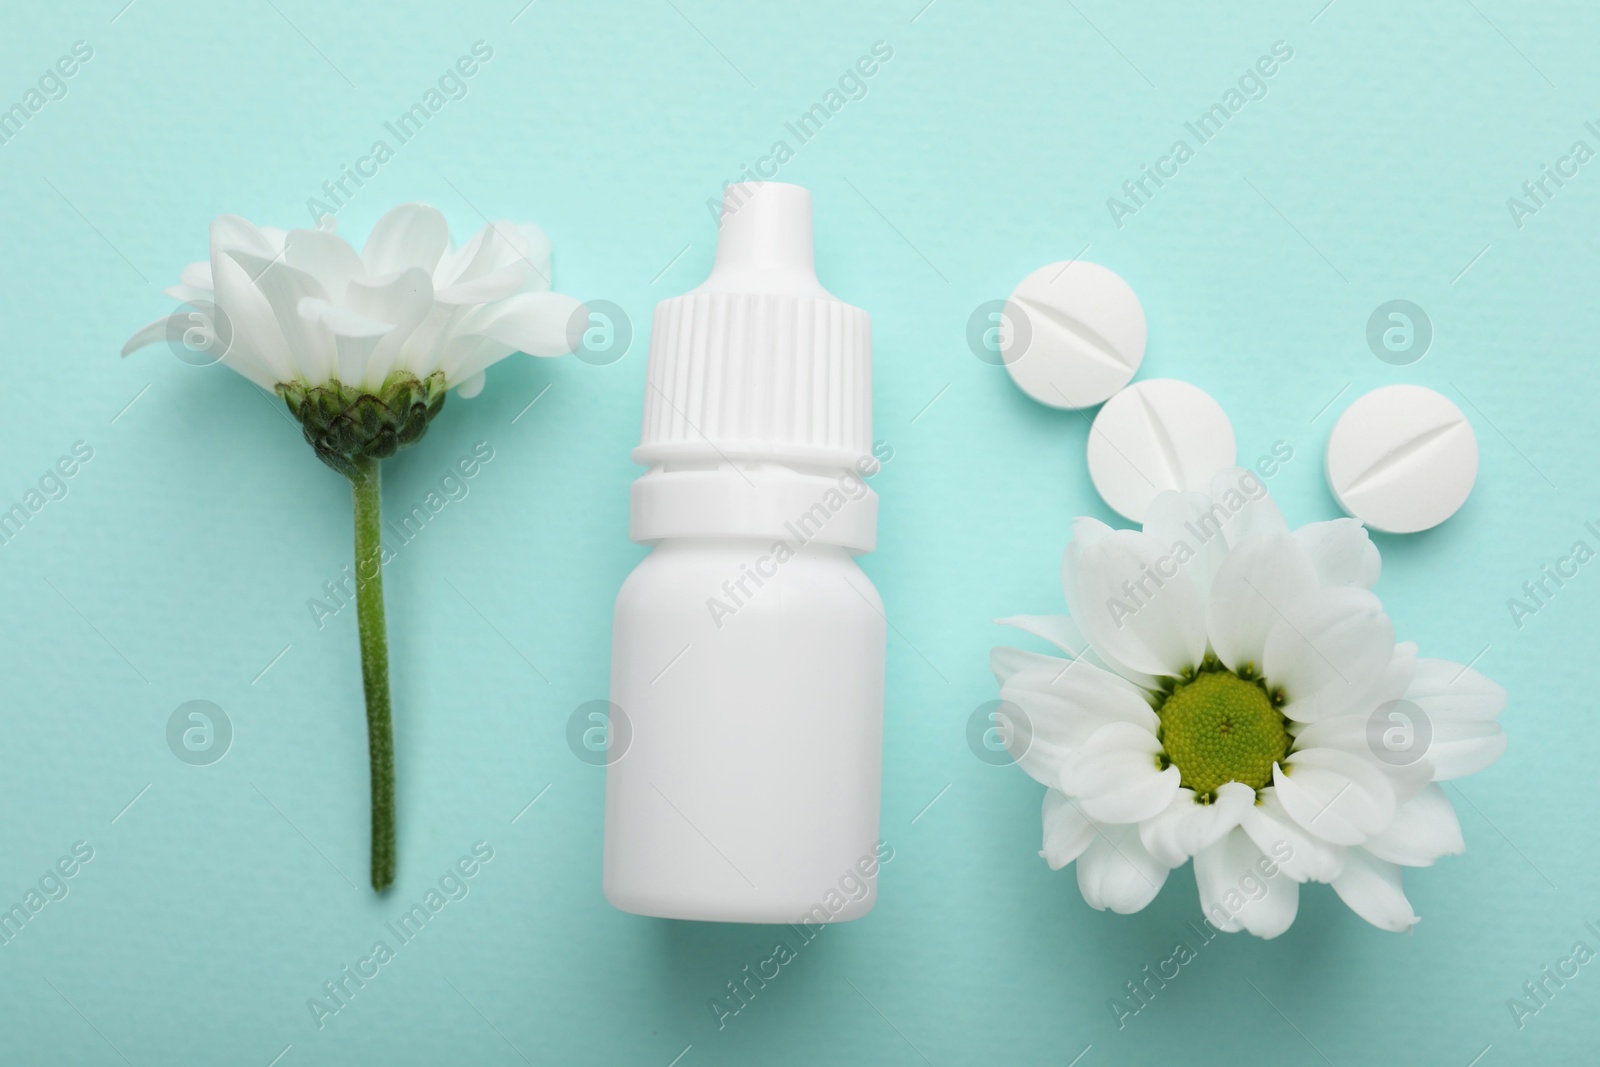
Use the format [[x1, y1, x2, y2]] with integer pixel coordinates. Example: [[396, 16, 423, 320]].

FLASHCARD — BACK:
[[1325, 384, 1478, 534], [1001, 261, 1146, 409], [1086, 378, 1237, 522]]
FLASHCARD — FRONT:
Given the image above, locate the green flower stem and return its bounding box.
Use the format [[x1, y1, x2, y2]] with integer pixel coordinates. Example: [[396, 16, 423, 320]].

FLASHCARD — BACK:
[[352, 457, 395, 892]]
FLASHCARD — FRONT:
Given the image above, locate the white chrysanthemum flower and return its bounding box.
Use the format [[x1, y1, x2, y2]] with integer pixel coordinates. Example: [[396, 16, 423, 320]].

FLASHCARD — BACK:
[[992, 467, 1506, 938], [123, 203, 580, 404], [121, 204, 584, 892]]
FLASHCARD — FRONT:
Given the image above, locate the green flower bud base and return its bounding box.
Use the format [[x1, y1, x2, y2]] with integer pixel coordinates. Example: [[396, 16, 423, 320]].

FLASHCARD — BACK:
[[277, 371, 448, 480], [276, 372, 449, 892]]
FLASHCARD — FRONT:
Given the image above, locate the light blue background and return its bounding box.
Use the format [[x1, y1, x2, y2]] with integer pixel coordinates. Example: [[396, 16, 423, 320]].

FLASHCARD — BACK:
[[0, 1, 1593, 1064]]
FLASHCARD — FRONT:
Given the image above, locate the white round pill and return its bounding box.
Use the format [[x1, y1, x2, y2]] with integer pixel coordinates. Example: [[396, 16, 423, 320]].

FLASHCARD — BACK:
[[1086, 379, 1236, 522], [1325, 384, 1477, 534], [1001, 261, 1146, 409]]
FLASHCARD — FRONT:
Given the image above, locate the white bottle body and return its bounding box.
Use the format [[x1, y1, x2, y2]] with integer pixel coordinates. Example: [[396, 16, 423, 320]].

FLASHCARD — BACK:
[[603, 538, 885, 923]]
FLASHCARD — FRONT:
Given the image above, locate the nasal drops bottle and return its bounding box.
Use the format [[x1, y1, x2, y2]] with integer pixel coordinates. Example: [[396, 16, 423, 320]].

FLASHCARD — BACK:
[[603, 181, 886, 923]]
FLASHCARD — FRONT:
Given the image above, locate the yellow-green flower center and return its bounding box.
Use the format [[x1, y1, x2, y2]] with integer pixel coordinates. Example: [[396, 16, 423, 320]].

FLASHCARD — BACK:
[[1156, 666, 1288, 797]]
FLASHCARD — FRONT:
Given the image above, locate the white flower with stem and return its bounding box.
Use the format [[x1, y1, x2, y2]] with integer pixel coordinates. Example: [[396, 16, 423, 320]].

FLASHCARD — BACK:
[[992, 467, 1506, 937], [123, 204, 582, 890]]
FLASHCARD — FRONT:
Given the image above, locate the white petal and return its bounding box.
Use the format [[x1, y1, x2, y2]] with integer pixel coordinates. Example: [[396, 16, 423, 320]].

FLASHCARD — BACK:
[[209, 213, 279, 259], [433, 293, 582, 388], [1380, 755, 1436, 808], [1263, 586, 1395, 723], [210, 244, 294, 385], [1208, 466, 1288, 548], [227, 249, 335, 384], [1285, 711, 1364, 753], [1141, 490, 1232, 601], [456, 370, 486, 399], [435, 264, 525, 304], [436, 220, 553, 291], [342, 268, 435, 389], [1138, 782, 1254, 867], [992, 651, 1159, 787], [995, 615, 1160, 691], [1331, 850, 1418, 931], [337, 335, 385, 388], [1293, 518, 1380, 588], [1041, 789, 1096, 869], [1427, 724, 1507, 781], [179, 260, 214, 290], [1289, 647, 1436, 809], [1363, 784, 1464, 867], [1206, 534, 1318, 673], [438, 336, 513, 383], [1288, 717, 1434, 809], [508, 223, 555, 289], [296, 296, 392, 338], [121, 314, 173, 357], [1405, 659, 1508, 780], [1358, 640, 1418, 713], [1058, 722, 1180, 824], [996, 615, 1090, 658], [162, 282, 209, 304], [1407, 658, 1507, 721], [285, 227, 365, 303], [462, 291, 583, 359], [989, 645, 1065, 688], [121, 310, 280, 390], [1239, 789, 1345, 882], [1076, 822, 1169, 914], [1062, 519, 1207, 679], [1273, 748, 1396, 846], [297, 297, 396, 386], [258, 225, 289, 254], [362, 203, 450, 276], [398, 302, 467, 382], [1287, 642, 1418, 753], [1194, 827, 1300, 938]]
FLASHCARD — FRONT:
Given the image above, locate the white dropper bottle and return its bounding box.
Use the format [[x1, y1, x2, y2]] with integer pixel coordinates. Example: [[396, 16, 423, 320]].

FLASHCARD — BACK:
[[604, 182, 886, 923]]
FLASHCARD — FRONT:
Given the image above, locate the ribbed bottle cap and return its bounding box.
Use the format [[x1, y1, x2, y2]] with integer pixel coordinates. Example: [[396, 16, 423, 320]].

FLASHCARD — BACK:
[[635, 182, 873, 469]]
